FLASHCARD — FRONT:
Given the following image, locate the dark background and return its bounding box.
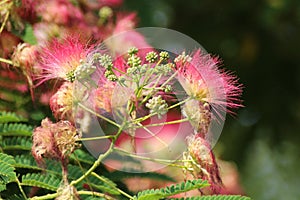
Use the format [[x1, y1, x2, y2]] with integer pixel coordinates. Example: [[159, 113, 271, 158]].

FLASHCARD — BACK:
[[124, 0, 300, 199]]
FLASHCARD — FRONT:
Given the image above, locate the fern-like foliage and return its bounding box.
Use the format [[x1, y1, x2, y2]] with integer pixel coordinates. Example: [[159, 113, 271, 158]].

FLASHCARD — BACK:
[[87, 174, 121, 196], [0, 123, 33, 136], [70, 149, 96, 165], [14, 154, 40, 170], [21, 173, 61, 191], [1, 136, 32, 150], [106, 170, 176, 183], [0, 111, 27, 123], [172, 195, 251, 200], [134, 179, 209, 200], [0, 153, 17, 192]]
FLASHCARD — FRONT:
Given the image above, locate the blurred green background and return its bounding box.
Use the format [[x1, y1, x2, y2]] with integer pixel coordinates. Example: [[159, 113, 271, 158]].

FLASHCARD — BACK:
[[124, 0, 300, 199]]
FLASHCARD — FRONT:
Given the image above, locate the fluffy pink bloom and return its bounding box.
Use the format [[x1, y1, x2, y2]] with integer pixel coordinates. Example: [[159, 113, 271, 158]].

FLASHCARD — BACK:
[[176, 49, 243, 115], [36, 0, 84, 25], [105, 13, 152, 55], [100, 0, 123, 7], [35, 36, 92, 85]]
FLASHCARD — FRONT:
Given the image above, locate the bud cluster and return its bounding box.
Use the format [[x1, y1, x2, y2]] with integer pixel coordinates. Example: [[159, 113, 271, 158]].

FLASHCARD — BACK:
[[146, 95, 168, 119]]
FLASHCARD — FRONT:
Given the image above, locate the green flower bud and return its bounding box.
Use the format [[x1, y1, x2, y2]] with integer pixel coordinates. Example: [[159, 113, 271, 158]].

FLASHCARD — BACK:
[[146, 51, 158, 63], [128, 47, 138, 56], [74, 62, 96, 80], [127, 54, 141, 67], [164, 85, 172, 92], [66, 70, 76, 82], [146, 95, 168, 119], [99, 6, 113, 19], [159, 51, 169, 61], [99, 54, 113, 69]]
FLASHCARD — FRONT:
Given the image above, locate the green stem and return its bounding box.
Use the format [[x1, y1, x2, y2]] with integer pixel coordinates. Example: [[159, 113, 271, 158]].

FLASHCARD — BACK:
[[0, 0, 11, 6], [77, 191, 116, 200], [15, 178, 27, 199], [73, 153, 95, 194], [140, 73, 163, 105], [77, 135, 115, 141], [141, 118, 190, 128], [70, 126, 123, 186], [140, 57, 163, 90], [29, 193, 58, 200], [113, 147, 187, 168], [0, 8, 10, 34], [91, 172, 134, 199], [0, 57, 14, 65], [167, 96, 191, 110], [77, 102, 121, 128], [137, 122, 168, 148], [161, 70, 178, 88], [133, 97, 191, 124]]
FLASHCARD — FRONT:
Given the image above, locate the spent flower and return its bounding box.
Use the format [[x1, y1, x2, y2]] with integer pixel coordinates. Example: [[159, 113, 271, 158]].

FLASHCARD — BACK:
[[184, 135, 223, 194], [32, 118, 80, 165], [50, 82, 74, 122]]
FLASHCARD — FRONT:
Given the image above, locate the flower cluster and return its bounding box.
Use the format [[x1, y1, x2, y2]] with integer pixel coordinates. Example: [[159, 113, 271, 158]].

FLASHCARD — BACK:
[[90, 47, 242, 194], [0, 0, 244, 197]]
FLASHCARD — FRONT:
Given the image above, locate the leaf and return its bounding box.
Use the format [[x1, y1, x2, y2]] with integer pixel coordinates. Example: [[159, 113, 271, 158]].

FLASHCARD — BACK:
[[21, 173, 61, 191], [5, 194, 27, 200], [0, 153, 17, 185], [70, 149, 95, 165], [14, 154, 41, 171], [1, 136, 32, 150], [0, 112, 27, 123], [14, 156, 120, 196], [171, 195, 251, 200], [0, 184, 6, 192], [21, 24, 37, 45], [0, 123, 33, 136], [106, 170, 175, 182], [135, 179, 209, 200], [87, 174, 121, 195]]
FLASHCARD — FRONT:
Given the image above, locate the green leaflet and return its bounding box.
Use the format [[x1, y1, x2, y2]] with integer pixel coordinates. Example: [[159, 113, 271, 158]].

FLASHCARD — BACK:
[[172, 195, 252, 200], [16, 23, 38, 45], [106, 170, 176, 183], [0, 112, 27, 124], [135, 179, 209, 200], [21, 173, 61, 191], [0, 123, 33, 136], [1, 136, 32, 150], [0, 153, 17, 190], [70, 149, 96, 165]]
